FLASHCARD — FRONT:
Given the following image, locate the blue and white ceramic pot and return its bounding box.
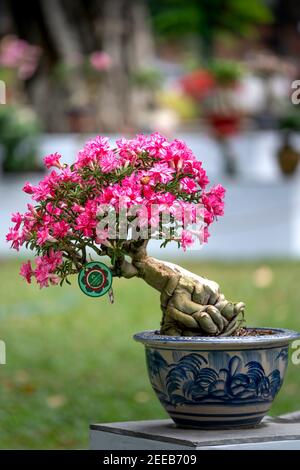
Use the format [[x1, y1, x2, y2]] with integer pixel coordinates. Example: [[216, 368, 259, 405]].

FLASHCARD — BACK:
[[134, 328, 300, 429]]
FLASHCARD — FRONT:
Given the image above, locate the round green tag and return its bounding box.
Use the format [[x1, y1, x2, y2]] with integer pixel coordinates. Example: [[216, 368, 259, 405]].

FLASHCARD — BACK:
[[78, 262, 113, 297]]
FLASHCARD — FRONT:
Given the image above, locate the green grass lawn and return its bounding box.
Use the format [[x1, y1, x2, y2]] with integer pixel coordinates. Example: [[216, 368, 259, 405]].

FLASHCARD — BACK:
[[0, 258, 300, 449]]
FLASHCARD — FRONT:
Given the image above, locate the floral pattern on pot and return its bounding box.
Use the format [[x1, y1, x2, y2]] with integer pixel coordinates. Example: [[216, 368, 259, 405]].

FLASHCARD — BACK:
[[145, 347, 288, 428]]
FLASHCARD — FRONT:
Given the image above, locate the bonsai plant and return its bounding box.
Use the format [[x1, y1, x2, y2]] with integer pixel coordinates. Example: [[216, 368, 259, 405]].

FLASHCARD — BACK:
[[204, 60, 244, 177], [7, 133, 299, 429], [181, 60, 244, 176], [52, 50, 112, 133]]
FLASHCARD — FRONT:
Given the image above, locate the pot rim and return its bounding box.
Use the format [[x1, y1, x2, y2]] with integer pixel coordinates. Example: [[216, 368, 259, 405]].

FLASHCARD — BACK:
[[134, 327, 300, 349]]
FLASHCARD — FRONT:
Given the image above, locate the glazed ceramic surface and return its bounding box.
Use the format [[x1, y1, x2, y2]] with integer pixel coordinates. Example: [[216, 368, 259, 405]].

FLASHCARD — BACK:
[[134, 328, 300, 429]]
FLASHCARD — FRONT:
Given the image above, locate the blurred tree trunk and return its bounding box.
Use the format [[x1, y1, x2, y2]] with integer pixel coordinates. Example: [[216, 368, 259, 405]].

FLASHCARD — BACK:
[[97, 0, 154, 131], [0, 0, 154, 132], [39, 0, 89, 107]]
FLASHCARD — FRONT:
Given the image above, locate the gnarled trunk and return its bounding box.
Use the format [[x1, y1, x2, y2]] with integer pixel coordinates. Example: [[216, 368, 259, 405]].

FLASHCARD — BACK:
[[117, 243, 245, 337]]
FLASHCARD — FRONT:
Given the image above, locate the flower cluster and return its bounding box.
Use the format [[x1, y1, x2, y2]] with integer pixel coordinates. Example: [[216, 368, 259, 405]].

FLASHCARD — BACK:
[[7, 133, 225, 288], [0, 35, 41, 80]]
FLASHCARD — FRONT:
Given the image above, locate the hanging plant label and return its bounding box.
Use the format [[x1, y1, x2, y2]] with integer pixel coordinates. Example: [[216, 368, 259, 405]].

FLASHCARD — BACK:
[[78, 262, 112, 298]]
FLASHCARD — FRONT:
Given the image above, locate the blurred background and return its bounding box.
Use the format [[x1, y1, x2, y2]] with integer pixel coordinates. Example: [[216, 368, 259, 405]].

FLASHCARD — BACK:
[[1, 0, 300, 449]]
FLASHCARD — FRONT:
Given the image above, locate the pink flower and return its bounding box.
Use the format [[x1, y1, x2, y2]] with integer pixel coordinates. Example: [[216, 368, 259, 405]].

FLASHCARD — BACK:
[[203, 184, 226, 218], [142, 184, 155, 200], [180, 230, 194, 251], [46, 249, 63, 271], [11, 212, 23, 231], [187, 161, 209, 189], [100, 151, 120, 173], [212, 184, 226, 199], [30, 171, 59, 201], [97, 186, 118, 205], [23, 182, 34, 194], [75, 201, 97, 236], [148, 163, 175, 184], [34, 264, 55, 288], [116, 137, 143, 161], [52, 221, 69, 238], [43, 152, 62, 169], [203, 227, 210, 243], [90, 51, 112, 71], [32, 183, 52, 201], [49, 275, 60, 286], [154, 192, 176, 206], [167, 139, 194, 163], [34, 249, 63, 288], [6, 228, 22, 251], [180, 177, 198, 194], [169, 201, 196, 227], [75, 213, 94, 234], [204, 208, 214, 225], [22, 205, 38, 230], [75, 136, 110, 168], [97, 176, 143, 209], [20, 261, 33, 284], [58, 167, 80, 183], [72, 203, 84, 213], [144, 132, 169, 158], [45, 202, 61, 217], [116, 133, 170, 161], [169, 155, 184, 171], [95, 228, 113, 247], [31, 185, 47, 201], [36, 228, 57, 246]]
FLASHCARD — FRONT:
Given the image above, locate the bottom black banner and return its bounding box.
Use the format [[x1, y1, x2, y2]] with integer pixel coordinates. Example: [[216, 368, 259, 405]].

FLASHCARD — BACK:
[[0, 450, 298, 466]]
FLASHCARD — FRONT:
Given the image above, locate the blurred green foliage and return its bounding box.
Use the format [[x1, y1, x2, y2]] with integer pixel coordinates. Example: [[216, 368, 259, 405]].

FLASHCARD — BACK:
[[149, 0, 272, 57], [0, 106, 41, 173], [209, 59, 244, 85], [278, 106, 300, 132], [131, 67, 163, 90], [0, 259, 299, 449]]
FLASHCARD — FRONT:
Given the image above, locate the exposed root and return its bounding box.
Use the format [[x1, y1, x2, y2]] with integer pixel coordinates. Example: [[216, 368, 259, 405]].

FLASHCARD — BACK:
[[116, 241, 245, 337]]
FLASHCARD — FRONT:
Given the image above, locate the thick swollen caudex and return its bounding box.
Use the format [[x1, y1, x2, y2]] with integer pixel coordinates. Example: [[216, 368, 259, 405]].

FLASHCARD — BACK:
[[120, 246, 245, 337]]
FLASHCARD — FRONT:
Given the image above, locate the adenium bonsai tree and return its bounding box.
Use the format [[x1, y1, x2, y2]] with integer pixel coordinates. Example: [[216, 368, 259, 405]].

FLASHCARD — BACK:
[[7, 133, 245, 336]]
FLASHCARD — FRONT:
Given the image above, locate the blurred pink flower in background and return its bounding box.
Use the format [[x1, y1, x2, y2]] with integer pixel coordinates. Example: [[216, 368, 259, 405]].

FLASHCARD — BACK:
[[0, 35, 41, 80], [89, 51, 112, 71]]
